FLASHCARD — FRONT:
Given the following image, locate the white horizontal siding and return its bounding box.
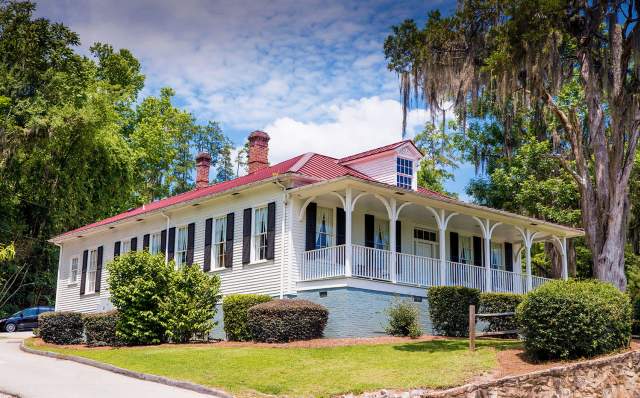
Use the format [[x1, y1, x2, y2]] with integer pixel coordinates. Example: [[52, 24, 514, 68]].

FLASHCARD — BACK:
[[348, 152, 397, 186], [55, 184, 287, 313]]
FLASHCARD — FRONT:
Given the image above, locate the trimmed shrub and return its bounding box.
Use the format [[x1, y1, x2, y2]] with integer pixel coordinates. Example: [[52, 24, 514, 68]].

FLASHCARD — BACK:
[[223, 294, 272, 341], [39, 312, 84, 345], [427, 286, 480, 337], [161, 264, 221, 343], [385, 299, 422, 338], [517, 280, 632, 360], [84, 311, 119, 347], [107, 251, 174, 345], [633, 296, 640, 336], [247, 299, 328, 343], [479, 292, 523, 334]]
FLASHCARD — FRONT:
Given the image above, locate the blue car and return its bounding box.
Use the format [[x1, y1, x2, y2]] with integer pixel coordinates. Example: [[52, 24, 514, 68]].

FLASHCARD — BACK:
[[0, 306, 55, 333]]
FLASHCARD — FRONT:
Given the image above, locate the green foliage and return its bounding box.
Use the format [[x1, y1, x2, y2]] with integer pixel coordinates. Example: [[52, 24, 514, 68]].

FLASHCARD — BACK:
[[222, 294, 273, 341], [478, 292, 522, 333], [427, 286, 480, 337], [38, 311, 84, 345], [107, 251, 173, 345], [632, 296, 640, 336], [247, 299, 328, 343], [517, 280, 632, 360], [413, 121, 459, 196], [0, 1, 232, 317], [161, 264, 221, 343], [385, 299, 422, 338], [83, 311, 119, 347]]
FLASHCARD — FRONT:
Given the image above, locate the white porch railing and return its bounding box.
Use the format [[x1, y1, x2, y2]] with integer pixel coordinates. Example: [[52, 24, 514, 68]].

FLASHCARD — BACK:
[[300, 244, 345, 280], [299, 245, 554, 293]]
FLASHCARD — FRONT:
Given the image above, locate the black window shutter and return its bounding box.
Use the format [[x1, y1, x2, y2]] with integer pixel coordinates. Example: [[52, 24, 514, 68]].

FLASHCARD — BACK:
[[505, 242, 513, 272], [143, 234, 150, 251], [167, 227, 176, 261], [473, 236, 483, 266], [130, 237, 138, 252], [80, 249, 88, 295], [186, 222, 195, 265], [225, 212, 234, 268], [396, 220, 402, 253], [95, 246, 103, 292], [336, 207, 346, 246], [242, 208, 252, 264], [160, 229, 167, 255], [364, 214, 375, 248], [450, 232, 459, 263], [266, 202, 276, 260], [305, 203, 317, 251], [203, 218, 213, 271], [113, 241, 121, 258]]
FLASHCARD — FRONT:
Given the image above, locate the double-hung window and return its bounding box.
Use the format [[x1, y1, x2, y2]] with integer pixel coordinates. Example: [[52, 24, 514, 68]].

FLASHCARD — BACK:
[[315, 207, 333, 249], [491, 242, 503, 269], [121, 239, 131, 254], [176, 226, 188, 267], [459, 236, 472, 264], [85, 249, 98, 293], [396, 157, 413, 189], [254, 206, 268, 261], [150, 232, 162, 255], [70, 257, 79, 283], [374, 219, 390, 250], [213, 216, 227, 268]]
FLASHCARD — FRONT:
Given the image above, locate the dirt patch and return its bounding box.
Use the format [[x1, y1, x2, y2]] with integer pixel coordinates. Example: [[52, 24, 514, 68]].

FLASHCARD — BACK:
[[30, 334, 449, 350], [491, 340, 640, 379]]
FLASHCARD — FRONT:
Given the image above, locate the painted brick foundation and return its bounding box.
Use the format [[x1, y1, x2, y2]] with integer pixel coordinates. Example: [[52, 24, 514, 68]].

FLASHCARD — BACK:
[[297, 287, 432, 338]]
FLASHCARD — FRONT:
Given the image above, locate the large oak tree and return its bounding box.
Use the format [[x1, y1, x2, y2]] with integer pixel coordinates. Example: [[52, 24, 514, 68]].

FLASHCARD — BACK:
[[385, 0, 640, 290]]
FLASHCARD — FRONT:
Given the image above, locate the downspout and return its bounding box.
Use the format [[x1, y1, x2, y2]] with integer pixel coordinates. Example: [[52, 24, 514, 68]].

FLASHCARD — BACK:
[[161, 211, 170, 264], [54, 242, 63, 311], [275, 178, 288, 299]]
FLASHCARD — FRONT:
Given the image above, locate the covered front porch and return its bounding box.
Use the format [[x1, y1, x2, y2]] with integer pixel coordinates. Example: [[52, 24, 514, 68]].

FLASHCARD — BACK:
[[292, 178, 582, 294]]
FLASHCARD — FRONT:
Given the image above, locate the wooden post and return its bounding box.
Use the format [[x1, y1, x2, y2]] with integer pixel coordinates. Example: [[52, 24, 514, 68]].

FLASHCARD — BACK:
[[469, 304, 476, 351]]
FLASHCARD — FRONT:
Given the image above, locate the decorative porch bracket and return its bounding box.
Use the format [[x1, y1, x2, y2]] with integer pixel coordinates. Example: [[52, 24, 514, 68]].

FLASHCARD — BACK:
[[473, 217, 502, 292], [426, 207, 458, 285], [515, 227, 540, 291]]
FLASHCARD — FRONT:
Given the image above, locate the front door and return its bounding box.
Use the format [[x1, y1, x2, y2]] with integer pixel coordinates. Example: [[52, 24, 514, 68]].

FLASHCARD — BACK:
[[415, 240, 435, 258]]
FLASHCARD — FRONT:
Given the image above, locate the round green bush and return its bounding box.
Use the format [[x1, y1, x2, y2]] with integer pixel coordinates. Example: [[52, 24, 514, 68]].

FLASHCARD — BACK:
[[39, 311, 84, 345], [247, 299, 328, 343], [223, 294, 272, 341], [83, 311, 119, 347], [517, 280, 632, 360], [427, 286, 480, 337], [385, 299, 422, 338]]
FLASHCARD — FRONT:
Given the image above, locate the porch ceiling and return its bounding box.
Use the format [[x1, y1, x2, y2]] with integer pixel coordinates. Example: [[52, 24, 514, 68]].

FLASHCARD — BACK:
[[288, 176, 584, 240]]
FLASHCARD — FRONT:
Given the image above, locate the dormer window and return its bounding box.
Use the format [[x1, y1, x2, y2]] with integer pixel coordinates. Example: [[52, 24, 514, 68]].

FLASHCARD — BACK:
[[396, 157, 413, 189]]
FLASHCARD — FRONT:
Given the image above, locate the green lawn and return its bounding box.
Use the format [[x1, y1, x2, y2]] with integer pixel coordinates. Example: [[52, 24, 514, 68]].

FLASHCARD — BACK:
[[26, 338, 517, 397]]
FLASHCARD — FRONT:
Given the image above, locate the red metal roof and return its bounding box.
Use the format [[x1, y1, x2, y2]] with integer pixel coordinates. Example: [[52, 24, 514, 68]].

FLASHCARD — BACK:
[[53, 140, 432, 241], [337, 139, 421, 163]]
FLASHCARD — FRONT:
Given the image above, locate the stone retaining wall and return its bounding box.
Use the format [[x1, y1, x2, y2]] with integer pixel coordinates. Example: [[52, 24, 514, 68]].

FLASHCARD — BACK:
[[346, 349, 640, 398]]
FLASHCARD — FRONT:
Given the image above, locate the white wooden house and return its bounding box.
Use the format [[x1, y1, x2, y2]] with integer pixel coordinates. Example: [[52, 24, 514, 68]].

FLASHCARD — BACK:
[[50, 131, 583, 337]]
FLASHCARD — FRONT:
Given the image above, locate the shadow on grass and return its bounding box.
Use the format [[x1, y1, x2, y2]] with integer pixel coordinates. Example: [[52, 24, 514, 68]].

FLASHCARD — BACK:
[[393, 338, 520, 353]]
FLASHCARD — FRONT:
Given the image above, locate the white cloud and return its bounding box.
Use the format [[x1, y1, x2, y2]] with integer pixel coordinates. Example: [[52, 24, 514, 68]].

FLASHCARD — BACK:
[[261, 96, 430, 163]]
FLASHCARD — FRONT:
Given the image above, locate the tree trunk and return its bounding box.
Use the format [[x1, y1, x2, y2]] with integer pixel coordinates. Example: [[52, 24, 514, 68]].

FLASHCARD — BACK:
[[567, 239, 576, 278], [545, 242, 562, 279]]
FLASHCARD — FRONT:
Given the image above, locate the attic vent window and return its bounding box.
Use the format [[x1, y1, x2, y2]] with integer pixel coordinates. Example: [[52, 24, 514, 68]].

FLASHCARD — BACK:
[[396, 157, 413, 189]]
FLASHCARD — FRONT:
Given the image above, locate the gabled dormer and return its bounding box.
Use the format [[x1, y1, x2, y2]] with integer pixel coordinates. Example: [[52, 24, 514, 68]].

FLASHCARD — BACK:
[[338, 140, 423, 190]]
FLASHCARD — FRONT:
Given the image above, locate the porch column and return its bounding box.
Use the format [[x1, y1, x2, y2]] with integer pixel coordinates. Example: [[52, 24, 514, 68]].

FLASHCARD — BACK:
[[345, 187, 353, 277], [439, 222, 447, 285], [516, 227, 538, 292], [389, 198, 397, 283], [561, 237, 568, 280], [426, 207, 457, 286], [514, 245, 524, 294], [473, 217, 502, 292]]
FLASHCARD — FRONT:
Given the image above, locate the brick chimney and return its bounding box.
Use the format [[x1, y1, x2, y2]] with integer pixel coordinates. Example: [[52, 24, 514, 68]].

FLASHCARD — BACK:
[[195, 152, 211, 189], [247, 130, 270, 173]]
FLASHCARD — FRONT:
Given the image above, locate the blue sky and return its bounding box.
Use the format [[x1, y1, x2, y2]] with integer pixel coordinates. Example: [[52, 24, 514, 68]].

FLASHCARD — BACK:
[[36, 0, 475, 199]]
